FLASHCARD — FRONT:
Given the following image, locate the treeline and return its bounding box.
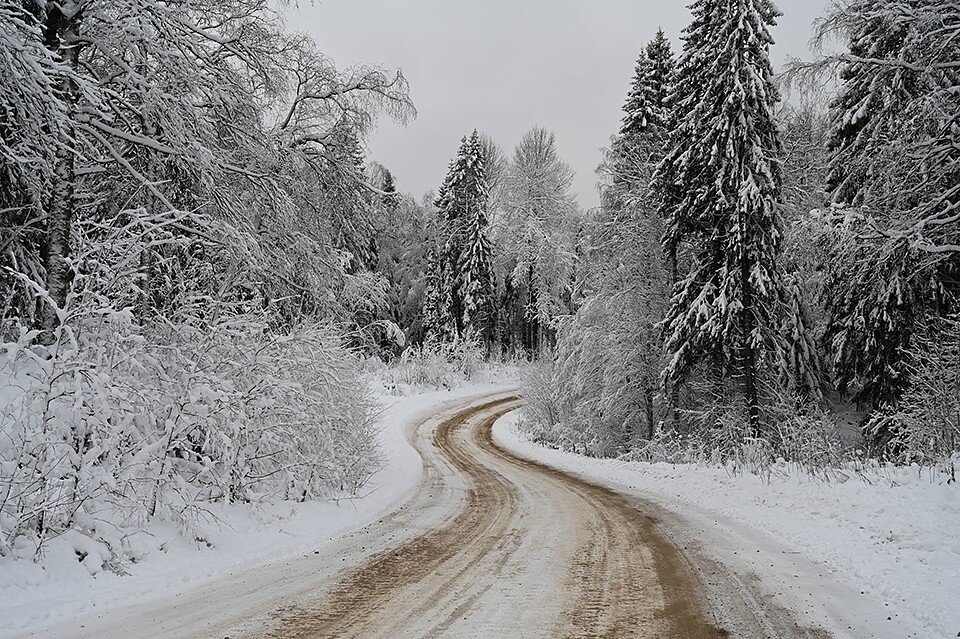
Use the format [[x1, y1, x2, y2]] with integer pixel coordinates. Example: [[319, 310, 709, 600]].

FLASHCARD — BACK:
[[524, 0, 959, 468], [388, 127, 583, 357], [0, 0, 584, 564]]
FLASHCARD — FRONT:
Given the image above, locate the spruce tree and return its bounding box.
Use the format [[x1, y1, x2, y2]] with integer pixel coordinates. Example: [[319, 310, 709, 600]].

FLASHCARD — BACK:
[[659, 0, 807, 433], [423, 246, 454, 342], [620, 29, 675, 143], [823, 1, 960, 416], [609, 31, 675, 206], [826, 0, 915, 225], [425, 130, 493, 344], [461, 190, 494, 344]]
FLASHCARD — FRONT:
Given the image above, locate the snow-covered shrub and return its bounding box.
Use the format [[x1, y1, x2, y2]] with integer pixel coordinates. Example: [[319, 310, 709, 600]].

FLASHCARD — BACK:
[[518, 356, 616, 456], [867, 315, 960, 475], [518, 357, 561, 438], [517, 291, 664, 458], [0, 300, 378, 562], [762, 399, 848, 478], [524, 363, 856, 479], [619, 391, 849, 478], [0, 212, 380, 564], [379, 336, 484, 393]]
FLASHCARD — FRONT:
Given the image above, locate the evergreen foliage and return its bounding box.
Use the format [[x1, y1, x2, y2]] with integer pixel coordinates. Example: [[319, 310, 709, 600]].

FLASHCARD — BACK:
[[608, 29, 676, 216], [821, 0, 960, 417], [659, 0, 816, 432], [620, 29, 675, 142], [425, 131, 494, 345]]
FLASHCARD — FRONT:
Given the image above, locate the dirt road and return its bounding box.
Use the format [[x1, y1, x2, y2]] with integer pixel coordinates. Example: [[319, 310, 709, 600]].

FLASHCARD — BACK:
[[249, 395, 828, 639]]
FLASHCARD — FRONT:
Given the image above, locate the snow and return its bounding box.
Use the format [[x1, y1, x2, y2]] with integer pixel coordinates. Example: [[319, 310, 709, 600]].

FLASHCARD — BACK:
[[0, 381, 513, 638], [493, 410, 958, 639]]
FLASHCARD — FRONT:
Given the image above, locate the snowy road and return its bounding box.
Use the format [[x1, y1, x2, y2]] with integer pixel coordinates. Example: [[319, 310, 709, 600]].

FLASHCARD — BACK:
[[256, 395, 727, 638], [249, 394, 830, 638], [24, 394, 836, 638]]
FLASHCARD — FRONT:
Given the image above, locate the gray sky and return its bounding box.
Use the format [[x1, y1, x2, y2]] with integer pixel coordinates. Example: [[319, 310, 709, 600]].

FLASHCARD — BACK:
[[286, 1, 832, 209]]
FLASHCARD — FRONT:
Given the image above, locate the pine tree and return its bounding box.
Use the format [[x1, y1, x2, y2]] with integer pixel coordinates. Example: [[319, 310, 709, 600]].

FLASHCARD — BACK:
[[659, 0, 810, 433], [424, 130, 493, 344]]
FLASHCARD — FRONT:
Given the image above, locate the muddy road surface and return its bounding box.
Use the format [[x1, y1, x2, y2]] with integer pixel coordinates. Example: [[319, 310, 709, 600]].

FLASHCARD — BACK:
[[252, 396, 827, 639]]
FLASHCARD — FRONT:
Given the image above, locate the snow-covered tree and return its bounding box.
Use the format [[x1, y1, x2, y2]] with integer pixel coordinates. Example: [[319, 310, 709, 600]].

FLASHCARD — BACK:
[[810, 0, 960, 417], [478, 134, 508, 224], [0, 0, 415, 561], [0, 3, 63, 328], [659, 0, 817, 434], [495, 127, 580, 355], [0, 0, 414, 334], [377, 192, 438, 349], [822, 0, 959, 248], [620, 29, 675, 145], [605, 30, 676, 219], [425, 131, 494, 345], [867, 313, 960, 466], [538, 31, 675, 447]]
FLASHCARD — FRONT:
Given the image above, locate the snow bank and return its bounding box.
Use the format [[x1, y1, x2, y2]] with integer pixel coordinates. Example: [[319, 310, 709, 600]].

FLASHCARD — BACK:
[[0, 382, 513, 638], [494, 411, 958, 639]]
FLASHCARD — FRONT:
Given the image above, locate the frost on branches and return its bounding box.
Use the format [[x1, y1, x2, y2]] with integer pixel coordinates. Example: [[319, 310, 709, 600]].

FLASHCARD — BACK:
[[0, 216, 380, 566], [814, 0, 960, 431], [494, 127, 580, 355], [0, 0, 411, 570], [659, 0, 818, 433], [425, 131, 495, 348], [526, 31, 677, 453], [521, 0, 956, 473]]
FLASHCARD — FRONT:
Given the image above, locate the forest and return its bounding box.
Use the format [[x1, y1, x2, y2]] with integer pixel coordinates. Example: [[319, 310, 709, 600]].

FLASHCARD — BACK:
[[0, 0, 957, 579]]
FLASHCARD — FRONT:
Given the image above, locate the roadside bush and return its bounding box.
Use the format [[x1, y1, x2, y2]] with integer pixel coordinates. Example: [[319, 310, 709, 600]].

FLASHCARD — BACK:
[[379, 335, 484, 393], [0, 214, 380, 566], [866, 315, 960, 478]]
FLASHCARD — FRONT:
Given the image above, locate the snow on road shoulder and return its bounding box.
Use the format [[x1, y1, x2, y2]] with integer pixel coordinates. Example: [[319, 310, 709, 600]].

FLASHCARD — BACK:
[[493, 410, 958, 639], [0, 382, 514, 638]]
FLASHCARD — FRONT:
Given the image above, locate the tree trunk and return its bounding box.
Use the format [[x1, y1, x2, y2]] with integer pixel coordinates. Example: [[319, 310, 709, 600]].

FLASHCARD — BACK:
[[527, 264, 537, 356], [667, 247, 681, 430], [40, 5, 82, 334], [645, 387, 655, 439], [739, 245, 761, 437]]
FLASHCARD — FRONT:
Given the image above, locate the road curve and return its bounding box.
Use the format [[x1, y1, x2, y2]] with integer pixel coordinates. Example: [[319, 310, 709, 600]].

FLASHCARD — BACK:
[[250, 395, 827, 639]]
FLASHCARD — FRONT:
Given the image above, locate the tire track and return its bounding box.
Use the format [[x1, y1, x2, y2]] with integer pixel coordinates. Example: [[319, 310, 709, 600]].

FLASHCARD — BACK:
[[253, 396, 828, 639]]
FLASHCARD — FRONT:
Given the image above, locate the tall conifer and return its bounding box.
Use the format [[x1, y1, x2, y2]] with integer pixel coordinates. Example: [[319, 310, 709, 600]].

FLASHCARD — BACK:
[[424, 130, 493, 344], [823, 1, 959, 415], [620, 29, 675, 144], [660, 0, 808, 432]]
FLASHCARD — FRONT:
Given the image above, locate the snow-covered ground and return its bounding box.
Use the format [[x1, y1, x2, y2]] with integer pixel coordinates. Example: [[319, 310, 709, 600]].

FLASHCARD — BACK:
[[494, 411, 958, 639], [0, 381, 514, 638]]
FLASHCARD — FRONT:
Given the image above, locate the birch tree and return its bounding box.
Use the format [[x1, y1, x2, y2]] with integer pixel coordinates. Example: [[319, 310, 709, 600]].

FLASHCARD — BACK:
[[497, 127, 579, 354]]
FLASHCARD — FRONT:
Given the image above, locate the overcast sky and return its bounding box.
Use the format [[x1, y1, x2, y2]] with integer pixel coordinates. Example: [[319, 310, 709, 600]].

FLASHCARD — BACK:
[[286, 1, 832, 209]]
